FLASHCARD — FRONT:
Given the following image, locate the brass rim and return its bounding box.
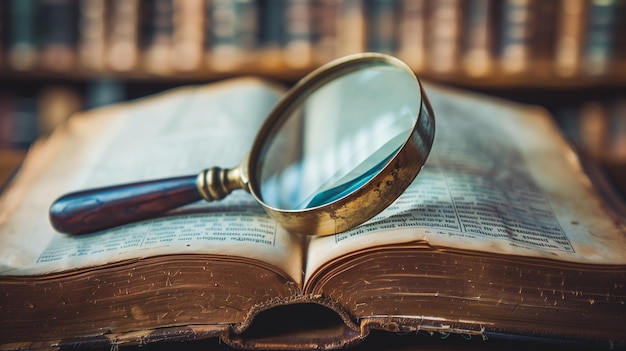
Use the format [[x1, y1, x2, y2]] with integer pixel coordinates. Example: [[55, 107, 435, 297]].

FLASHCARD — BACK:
[[247, 52, 436, 236]]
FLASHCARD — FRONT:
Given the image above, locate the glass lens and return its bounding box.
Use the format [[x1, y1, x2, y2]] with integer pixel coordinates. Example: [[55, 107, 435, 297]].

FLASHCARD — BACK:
[[257, 63, 421, 210]]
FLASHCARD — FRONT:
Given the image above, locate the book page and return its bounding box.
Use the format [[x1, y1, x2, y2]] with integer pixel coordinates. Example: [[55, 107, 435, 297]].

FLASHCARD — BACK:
[[305, 83, 626, 283], [0, 78, 304, 284]]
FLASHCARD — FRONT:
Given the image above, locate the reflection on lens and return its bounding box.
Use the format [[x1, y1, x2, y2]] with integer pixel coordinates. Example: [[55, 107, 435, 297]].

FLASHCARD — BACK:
[[257, 62, 422, 210]]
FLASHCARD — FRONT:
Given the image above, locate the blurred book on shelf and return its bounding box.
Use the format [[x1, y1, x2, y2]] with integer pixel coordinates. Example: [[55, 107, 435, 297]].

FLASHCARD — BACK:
[[554, 95, 626, 163], [554, 95, 626, 212], [0, 79, 123, 151]]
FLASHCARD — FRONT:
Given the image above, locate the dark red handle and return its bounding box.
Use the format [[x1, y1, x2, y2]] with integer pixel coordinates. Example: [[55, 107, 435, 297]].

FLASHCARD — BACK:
[[49, 175, 201, 235]]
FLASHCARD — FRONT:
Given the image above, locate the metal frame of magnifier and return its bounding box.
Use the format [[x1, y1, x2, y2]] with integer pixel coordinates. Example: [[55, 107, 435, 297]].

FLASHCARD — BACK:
[[199, 52, 436, 236], [50, 53, 434, 236]]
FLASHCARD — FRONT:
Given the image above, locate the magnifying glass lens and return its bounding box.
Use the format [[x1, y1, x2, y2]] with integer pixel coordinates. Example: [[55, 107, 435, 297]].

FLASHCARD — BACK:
[[256, 64, 421, 211]]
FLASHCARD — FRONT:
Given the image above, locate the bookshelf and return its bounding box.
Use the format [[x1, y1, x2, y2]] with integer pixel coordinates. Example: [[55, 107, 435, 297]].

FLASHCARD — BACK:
[[1, 0, 625, 188]]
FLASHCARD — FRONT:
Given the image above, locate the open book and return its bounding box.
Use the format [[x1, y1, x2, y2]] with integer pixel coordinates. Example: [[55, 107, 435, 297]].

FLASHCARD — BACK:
[[0, 78, 624, 350]]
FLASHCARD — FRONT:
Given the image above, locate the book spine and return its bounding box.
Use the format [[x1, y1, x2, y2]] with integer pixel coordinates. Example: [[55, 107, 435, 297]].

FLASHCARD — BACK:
[[607, 98, 626, 160], [426, 0, 462, 74], [283, 0, 313, 68], [496, 0, 535, 75], [583, 0, 621, 76], [84, 78, 125, 109], [619, 0, 626, 77], [397, 0, 426, 72], [207, 0, 259, 72], [0, 1, 5, 68], [256, 0, 285, 68], [11, 96, 39, 148], [365, 0, 398, 54], [337, 0, 366, 56], [8, 0, 38, 71], [203, 0, 212, 67], [554, 0, 586, 77], [532, 0, 558, 77], [107, 0, 140, 71], [239, 0, 259, 56], [0, 86, 83, 149], [39, 0, 79, 72], [171, 0, 205, 71], [0, 95, 15, 148], [312, 0, 339, 64], [578, 101, 610, 159], [142, 0, 174, 74], [78, 0, 107, 71], [37, 86, 82, 137], [557, 96, 626, 164], [461, 0, 493, 77], [209, 0, 241, 65]]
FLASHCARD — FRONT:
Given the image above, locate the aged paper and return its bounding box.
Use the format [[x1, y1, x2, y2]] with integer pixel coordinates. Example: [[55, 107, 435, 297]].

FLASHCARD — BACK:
[[305, 84, 626, 283], [0, 78, 304, 284]]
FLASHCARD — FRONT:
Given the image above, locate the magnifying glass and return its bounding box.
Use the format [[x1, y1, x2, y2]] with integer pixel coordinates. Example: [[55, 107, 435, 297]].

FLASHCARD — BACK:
[[49, 53, 435, 236]]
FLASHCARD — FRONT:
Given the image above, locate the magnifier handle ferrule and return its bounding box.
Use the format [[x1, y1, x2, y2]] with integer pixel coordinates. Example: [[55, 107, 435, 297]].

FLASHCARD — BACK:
[[49, 175, 201, 235], [196, 167, 243, 202]]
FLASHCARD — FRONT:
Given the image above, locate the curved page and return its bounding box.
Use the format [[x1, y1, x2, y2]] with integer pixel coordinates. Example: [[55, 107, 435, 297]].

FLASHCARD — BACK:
[[0, 78, 304, 285], [305, 83, 626, 284]]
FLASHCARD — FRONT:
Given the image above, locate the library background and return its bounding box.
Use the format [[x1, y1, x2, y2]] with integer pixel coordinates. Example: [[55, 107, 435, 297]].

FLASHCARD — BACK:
[[0, 0, 625, 195]]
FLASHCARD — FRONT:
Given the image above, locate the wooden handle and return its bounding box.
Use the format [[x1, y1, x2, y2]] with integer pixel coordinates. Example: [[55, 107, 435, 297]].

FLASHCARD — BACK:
[[49, 175, 201, 235]]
